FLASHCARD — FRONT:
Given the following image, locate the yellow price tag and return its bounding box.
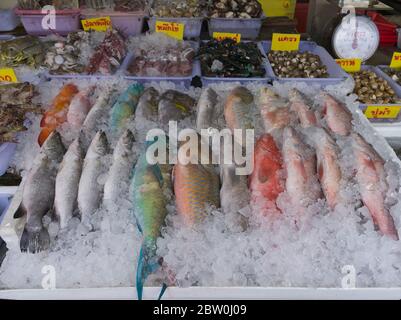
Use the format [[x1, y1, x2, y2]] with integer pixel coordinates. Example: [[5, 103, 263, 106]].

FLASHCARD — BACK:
[[0, 68, 18, 83], [81, 17, 112, 32], [335, 59, 361, 73], [364, 105, 401, 119], [271, 33, 300, 51], [390, 52, 401, 69], [213, 32, 241, 43], [155, 21, 184, 40]]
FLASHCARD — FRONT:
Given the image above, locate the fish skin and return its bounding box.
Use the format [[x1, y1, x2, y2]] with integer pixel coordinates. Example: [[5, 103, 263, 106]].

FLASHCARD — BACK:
[[131, 142, 170, 300], [352, 133, 399, 240], [196, 87, 218, 131], [38, 83, 79, 146], [158, 90, 195, 125], [136, 87, 160, 121], [67, 86, 95, 130], [19, 132, 66, 253], [110, 83, 144, 133], [288, 88, 317, 128], [282, 127, 322, 209], [54, 135, 85, 229], [321, 93, 352, 136], [307, 127, 343, 209], [259, 87, 293, 133], [104, 129, 136, 208], [78, 131, 109, 221], [81, 89, 113, 150], [249, 134, 285, 209], [224, 86, 254, 133]]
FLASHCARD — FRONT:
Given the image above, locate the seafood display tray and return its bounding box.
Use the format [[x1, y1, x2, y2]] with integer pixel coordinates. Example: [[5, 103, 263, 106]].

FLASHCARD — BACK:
[[80, 9, 147, 37], [376, 65, 401, 91], [201, 42, 272, 86], [207, 15, 265, 40], [0, 7, 20, 32], [358, 65, 401, 124], [261, 41, 350, 86], [121, 42, 201, 88], [148, 16, 204, 39], [15, 9, 81, 36], [46, 71, 125, 80], [0, 143, 16, 177]]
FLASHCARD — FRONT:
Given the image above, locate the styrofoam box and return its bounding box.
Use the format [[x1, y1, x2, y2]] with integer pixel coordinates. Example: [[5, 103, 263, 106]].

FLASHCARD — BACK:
[[358, 65, 401, 124], [261, 41, 350, 86]]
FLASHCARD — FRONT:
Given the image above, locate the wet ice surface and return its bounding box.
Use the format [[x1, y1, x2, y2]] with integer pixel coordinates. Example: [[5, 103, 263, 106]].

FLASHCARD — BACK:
[[1, 79, 401, 289]]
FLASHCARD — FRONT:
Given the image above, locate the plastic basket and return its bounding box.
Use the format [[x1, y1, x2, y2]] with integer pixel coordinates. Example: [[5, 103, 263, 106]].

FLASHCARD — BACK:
[[15, 9, 81, 36], [122, 42, 200, 88], [80, 9, 146, 37], [0, 143, 16, 177], [200, 41, 272, 86], [0, 7, 20, 32], [207, 15, 265, 40], [261, 40, 350, 86], [148, 16, 204, 39], [357, 65, 401, 124]]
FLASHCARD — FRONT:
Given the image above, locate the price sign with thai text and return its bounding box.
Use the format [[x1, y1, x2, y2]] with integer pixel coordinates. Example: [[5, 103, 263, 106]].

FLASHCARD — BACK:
[[155, 21, 184, 40], [0, 68, 18, 83], [390, 52, 401, 69], [82, 17, 112, 32], [271, 33, 300, 51], [213, 32, 241, 43], [365, 105, 401, 119], [335, 58, 362, 72]]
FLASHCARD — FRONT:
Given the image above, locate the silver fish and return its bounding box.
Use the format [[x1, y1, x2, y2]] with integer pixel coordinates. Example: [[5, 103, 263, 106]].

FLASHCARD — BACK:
[[78, 131, 109, 222], [104, 129, 136, 209], [196, 87, 218, 132], [17, 132, 66, 253], [136, 87, 160, 121], [54, 135, 85, 229]]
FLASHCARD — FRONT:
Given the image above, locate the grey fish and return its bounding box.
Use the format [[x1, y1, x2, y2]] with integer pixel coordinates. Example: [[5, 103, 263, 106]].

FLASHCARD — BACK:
[[54, 135, 85, 229], [158, 90, 196, 125], [196, 87, 218, 132], [17, 132, 66, 253], [104, 129, 136, 209], [136, 87, 160, 121], [78, 131, 109, 222]]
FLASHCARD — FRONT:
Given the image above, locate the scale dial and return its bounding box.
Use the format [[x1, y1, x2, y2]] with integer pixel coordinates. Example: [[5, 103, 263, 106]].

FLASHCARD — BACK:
[[332, 15, 380, 61]]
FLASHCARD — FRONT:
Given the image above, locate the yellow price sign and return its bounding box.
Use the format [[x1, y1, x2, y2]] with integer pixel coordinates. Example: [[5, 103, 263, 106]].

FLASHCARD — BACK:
[[82, 17, 112, 32], [335, 59, 362, 73], [155, 21, 184, 40], [271, 33, 300, 51], [390, 52, 401, 69], [364, 105, 401, 119], [213, 32, 241, 43], [0, 68, 18, 83]]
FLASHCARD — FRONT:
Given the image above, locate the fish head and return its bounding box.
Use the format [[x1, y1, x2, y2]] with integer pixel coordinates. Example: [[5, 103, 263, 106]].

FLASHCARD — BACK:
[[42, 131, 66, 161], [120, 129, 136, 150], [259, 87, 279, 105], [128, 83, 145, 96], [231, 86, 254, 104], [91, 131, 109, 156]]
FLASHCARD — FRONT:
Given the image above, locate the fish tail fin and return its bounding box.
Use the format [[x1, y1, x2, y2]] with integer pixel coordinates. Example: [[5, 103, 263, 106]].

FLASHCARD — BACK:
[[136, 242, 161, 300], [20, 227, 50, 254], [158, 283, 168, 300]]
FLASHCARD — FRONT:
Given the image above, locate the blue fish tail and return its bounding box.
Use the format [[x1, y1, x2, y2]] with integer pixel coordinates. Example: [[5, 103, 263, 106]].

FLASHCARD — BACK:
[[136, 242, 161, 300]]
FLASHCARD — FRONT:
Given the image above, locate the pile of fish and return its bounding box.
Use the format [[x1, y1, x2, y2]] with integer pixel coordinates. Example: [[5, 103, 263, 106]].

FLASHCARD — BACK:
[[86, 30, 127, 75], [379, 66, 401, 87], [208, 0, 262, 18], [127, 40, 195, 77], [0, 36, 45, 68], [151, 0, 205, 17], [268, 51, 329, 78], [0, 83, 41, 143], [198, 39, 266, 78], [352, 70, 400, 104]]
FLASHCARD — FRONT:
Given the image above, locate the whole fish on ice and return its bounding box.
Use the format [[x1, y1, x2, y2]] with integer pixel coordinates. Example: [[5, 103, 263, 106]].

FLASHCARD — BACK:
[[282, 127, 322, 209], [259, 88, 294, 134], [110, 83, 144, 133], [306, 127, 343, 209], [224, 86, 254, 133], [136, 87, 160, 121], [158, 90, 195, 125], [54, 135, 85, 229], [288, 88, 317, 128], [17, 132, 66, 253], [104, 129, 136, 209], [320, 93, 352, 136], [78, 131, 109, 222], [38, 83, 78, 146], [352, 133, 399, 240], [67, 86, 95, 130], [131, 139, 170, 300], [196, 87, 219, 131], [249, 133, 285, 211]]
